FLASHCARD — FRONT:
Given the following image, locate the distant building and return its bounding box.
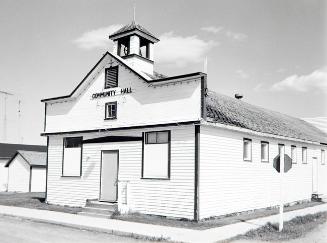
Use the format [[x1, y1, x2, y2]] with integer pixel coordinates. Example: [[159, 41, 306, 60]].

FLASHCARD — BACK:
[[5, 150, 47, 192], [0, 143, 46, 191], [303, 117, 327, 134], [42, 21, 327, 220]]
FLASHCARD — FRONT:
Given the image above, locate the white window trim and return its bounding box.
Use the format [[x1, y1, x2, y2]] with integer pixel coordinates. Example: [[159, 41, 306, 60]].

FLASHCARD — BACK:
[[62, 137, 83, 177], [243, 138, 252, 162], [302, 147, 307, 164], [261, 141, 269, 163], [291, 145, 297, 164], [142, 131, 171, 179]]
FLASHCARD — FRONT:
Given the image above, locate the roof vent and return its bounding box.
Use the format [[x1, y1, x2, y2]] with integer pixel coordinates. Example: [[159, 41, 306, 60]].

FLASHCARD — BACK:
[[235, 94, 243, 100]]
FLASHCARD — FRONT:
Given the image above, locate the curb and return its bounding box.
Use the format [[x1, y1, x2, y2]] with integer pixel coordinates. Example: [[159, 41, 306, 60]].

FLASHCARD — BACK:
[[0, 204, 326, 243]]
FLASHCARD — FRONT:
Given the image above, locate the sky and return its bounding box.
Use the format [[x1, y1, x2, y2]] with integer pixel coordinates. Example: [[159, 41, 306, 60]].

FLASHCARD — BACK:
[[0, 0, 326, 145]]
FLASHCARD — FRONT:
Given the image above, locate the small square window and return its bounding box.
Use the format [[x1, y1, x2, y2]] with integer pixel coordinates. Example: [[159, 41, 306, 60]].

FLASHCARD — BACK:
[[105, 102, 117, 120], [291, 145, 297, 164], [145, 132, 157, 144], [145, 131, 169, 144], [243, 138, 252, 161], [157, 131, 169, 144], [105, 66, 118, 89], [322, 150, 325, 165], [302, 147, 307, 164], [261, 142, 269, 162]]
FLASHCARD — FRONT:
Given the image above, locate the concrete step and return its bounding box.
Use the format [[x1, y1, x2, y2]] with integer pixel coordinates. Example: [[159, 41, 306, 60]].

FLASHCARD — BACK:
[[82, 206, 115, 215], [78, 211, 112, 219], [86, 200, 118, 210]]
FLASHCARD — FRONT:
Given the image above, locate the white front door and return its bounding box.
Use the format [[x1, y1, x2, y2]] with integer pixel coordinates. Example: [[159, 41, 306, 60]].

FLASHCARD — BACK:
[[100, 150, 119, 202], [312, 157, 318, 193]]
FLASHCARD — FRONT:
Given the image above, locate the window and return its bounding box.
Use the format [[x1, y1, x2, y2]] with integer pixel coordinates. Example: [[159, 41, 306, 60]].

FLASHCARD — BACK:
[[302, 147, 307, 164], [104, 66, 118, 89], [105, 102, 117, 120], [142, 131, 170, 179], [278, 144, 285, 156], [62, 137, 82, 177], [322, 150, 325, 165], [243, 138, 252, 161], [261, 141, 269, 162], [291, 145, 297, 164]]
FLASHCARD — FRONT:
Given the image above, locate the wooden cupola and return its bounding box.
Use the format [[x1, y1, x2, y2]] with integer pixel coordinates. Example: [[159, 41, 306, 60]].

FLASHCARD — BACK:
[[109, 21, 159, 75]]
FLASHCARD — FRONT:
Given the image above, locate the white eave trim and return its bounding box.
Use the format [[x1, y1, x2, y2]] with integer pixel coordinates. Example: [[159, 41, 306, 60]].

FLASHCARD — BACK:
[[202, 120, 322, 146]]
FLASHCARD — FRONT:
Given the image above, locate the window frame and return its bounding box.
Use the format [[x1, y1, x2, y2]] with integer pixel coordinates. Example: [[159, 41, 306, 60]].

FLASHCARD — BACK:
[[322, 149, 325, 165], [243, 138, 252, 162], [260, 141, 269, 163], [104, 66, 119, 89], [302, 147, 307, 164], [141, 130, 171, 180], [145, 131, 169, 144], [62, 136, 83, 177], [105, 101, 117, 120], [291, 145, 297, 164]]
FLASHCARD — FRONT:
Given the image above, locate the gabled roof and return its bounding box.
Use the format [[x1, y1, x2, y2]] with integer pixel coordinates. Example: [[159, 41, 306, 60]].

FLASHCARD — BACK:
[[205, 91, 327, 144], [109, 21, 159, 42], [41, 51, 205, 103], [5, 150, 47, 167], [0, 143, 46, 159]]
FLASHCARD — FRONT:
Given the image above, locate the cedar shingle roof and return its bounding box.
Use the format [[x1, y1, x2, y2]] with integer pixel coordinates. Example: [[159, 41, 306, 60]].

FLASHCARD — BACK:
[[0, 143, 46, 159], [5, 150, 47, 167], [205, 91, 327, 144], [109, 21, 159, 41]]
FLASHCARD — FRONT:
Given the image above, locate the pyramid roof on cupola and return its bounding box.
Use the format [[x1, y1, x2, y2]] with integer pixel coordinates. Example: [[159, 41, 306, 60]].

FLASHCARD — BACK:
[[109, 21, 159, 42]]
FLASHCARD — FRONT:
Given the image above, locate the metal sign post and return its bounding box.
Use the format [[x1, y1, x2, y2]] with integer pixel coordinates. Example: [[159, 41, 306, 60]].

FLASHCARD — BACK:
[[273, 150, 292, 232], [279, 147, 285, 232]]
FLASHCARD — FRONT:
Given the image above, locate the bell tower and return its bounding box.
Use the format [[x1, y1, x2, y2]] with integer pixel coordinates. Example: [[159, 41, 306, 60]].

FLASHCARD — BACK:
[[109, 21, 159, 75]]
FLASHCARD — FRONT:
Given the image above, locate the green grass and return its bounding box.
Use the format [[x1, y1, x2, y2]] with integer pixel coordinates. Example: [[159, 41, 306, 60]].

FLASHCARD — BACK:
[[233, 212, 327, 241]]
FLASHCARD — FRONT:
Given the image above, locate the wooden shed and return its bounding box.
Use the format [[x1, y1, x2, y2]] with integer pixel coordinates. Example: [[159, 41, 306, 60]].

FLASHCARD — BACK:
[[5, 151, 47, 192]]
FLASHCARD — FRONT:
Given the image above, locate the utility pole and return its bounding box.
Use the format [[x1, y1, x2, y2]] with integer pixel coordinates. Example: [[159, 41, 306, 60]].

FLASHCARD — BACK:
[[0, 90, 14, 142]]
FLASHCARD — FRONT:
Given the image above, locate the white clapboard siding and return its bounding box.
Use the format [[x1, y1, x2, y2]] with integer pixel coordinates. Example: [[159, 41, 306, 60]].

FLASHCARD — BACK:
[[45, 55, 202, 133], [46, 125, 195, 219], [7, 155, 30, 192], [199, 125, 326, 219], [31, 167, 46, 192], [0, 159, 8, 191]]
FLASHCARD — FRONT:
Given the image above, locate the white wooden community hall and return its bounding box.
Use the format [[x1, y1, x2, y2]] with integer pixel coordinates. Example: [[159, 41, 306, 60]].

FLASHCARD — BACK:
[[0, 143, 47, 192], [41, 21, 327, 221]]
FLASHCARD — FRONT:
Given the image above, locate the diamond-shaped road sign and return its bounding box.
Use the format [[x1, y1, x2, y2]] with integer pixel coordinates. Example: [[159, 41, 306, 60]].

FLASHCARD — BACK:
[[273, 154, 292, 173]]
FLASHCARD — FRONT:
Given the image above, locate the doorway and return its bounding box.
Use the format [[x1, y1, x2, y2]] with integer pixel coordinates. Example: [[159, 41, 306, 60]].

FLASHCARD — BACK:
[[312, 157, 318, 194], [100, 150, 119, 202]]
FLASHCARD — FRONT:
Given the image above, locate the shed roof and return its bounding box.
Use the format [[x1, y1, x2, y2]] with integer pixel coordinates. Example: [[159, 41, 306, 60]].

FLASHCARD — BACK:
[[205, 91, 327, 144], [0, 143, 46, 159], [5, 150, 47, 167]]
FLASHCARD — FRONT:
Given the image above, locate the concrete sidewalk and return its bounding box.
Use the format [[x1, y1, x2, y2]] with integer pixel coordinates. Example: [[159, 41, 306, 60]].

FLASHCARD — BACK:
[[0, 204, 326, 243]]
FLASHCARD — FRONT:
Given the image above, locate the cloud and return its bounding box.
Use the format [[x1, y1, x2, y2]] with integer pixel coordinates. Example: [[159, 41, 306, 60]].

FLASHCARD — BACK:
[[155, 32, 217, 67], [201, 26, 223, 34], [254, 83, 265, 92], [226, 31, 247, 41], [236, 69, 249, 79], [74, 27, 217, 67], [271, 67, 327, 93], [201, 25, 247, 42], [73, 24, 123, 50]]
